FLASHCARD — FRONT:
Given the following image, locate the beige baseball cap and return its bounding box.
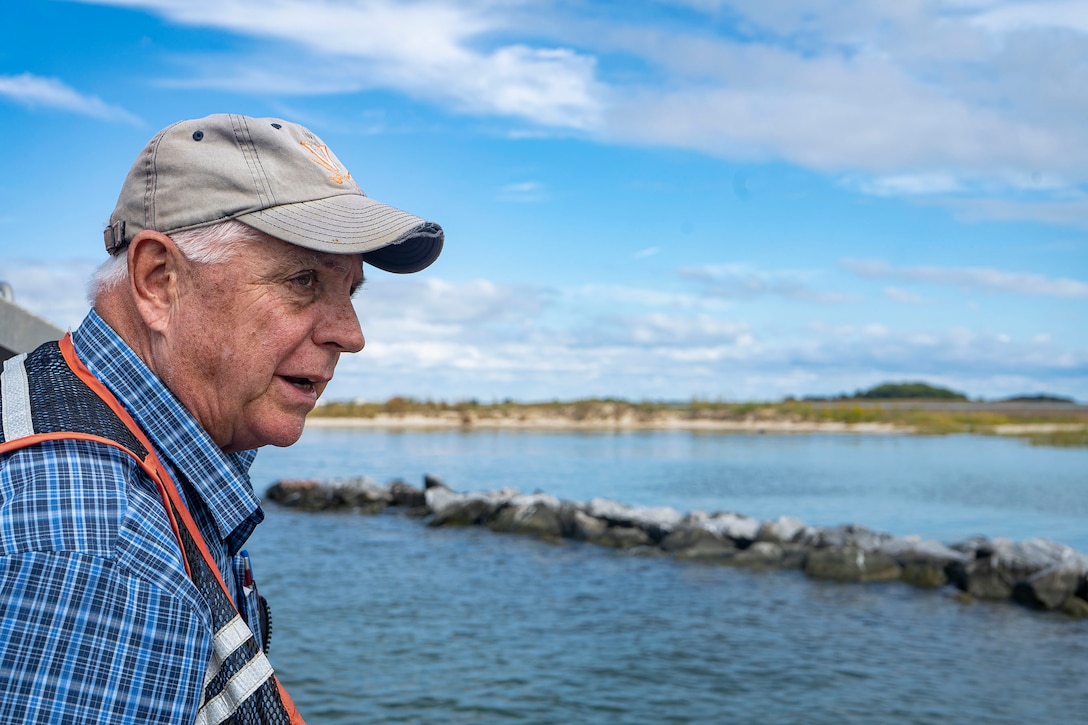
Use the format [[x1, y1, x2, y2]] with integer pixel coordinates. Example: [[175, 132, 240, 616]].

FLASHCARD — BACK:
[[105, 113, 443, 273]]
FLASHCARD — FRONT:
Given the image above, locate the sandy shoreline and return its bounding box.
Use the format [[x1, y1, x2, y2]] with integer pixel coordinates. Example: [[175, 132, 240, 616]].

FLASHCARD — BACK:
[[305, 413, 908, 433], [305, 413, 1088, 436]]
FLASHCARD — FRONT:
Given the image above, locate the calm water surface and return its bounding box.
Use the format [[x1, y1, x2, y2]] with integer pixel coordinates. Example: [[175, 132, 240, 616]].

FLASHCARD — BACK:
[[248, 429, 1088, 724]]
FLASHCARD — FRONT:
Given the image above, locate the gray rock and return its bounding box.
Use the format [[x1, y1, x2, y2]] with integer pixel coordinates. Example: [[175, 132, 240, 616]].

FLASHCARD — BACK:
[[564, 507, 609, 541], [732, 541, 783, 568], [265, 478, 390, 512], [878, 536, 968, 565], [953, 538, 1088, 600], [660, 526, 738, 561], [430, 498, 492, 527], [265, 479, 322, 509], [957, 557, 1015, 600], [700, 512, 762, 545], [426, 487, 517, 527], [389, 480, 426, 508], [423, 473, 447, 489], [877, 536, 967, 587], [423, 484, 457, 515], [681, 510, 710, 525], [949, 535, 995, 558], [779, 544, 810, 570], [1005, 538, 1088, 573], [335, 477, 393, 512], [758, 516, 808, 544], [594, 525, 654, 549], [901, 563, 948, 588], [489, 494, 564, 538], [804, 546, 901, 582], [1060, 596, 1088, 619], [815, 524, 896, 552], [1012, 564, 1085, 610], [584, 498, 683, 542]]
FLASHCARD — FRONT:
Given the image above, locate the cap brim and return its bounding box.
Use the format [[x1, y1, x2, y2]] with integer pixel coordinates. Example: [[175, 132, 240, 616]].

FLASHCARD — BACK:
[[237, 193, 444, 274]]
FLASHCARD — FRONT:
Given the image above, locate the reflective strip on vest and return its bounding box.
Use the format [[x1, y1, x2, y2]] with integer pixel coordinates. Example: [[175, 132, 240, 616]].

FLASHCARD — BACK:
[[194, 649, 276, 725], [1, 354, 33, 440], [202, 614, 256, 688]]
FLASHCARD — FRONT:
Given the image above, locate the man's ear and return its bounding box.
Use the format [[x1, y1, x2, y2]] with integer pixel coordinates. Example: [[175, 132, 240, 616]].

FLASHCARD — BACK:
[[128, 230, 184, 333]]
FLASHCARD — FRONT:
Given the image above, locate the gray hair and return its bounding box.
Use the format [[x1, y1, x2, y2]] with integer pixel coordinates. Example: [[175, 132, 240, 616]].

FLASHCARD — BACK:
[[87, 220, 267, 302]]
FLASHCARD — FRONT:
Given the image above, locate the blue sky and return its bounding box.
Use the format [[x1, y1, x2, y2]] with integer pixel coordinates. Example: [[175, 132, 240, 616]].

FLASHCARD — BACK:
[[2, 0, 1086, 403]]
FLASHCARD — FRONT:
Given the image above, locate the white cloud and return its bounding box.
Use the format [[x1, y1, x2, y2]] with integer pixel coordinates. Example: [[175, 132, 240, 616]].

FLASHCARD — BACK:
[[791, 320, 1087, 395], [594, 312, 753, 347], [971, 1, 1088, 34], [884, 286, 924, 305], [497, 181, 548, 203], [680, 263, 859, 303], [842, 258, 1088, 298], [338, 271, 1088, 401], [932, 195, 1088, 230], [583, 2, 1088, 175], [357, 277, 553, 335], [852, 173, 965, 197], [83, 0, 603, 130], [4, 260, 1082, 402], [70, 0, 1088, 220], [573, 283, 725, 311], [600, 35, 1082, 187], [0, 74, 140, 124], [332, 302, 1088, 402]]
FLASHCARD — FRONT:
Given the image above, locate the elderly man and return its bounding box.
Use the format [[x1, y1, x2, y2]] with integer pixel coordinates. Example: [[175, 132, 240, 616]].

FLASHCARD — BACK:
[[0, 115, 442, 723]]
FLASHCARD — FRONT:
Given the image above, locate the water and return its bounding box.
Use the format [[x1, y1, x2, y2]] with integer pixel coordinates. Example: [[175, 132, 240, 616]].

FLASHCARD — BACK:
[[248, 430, 1088, 724]]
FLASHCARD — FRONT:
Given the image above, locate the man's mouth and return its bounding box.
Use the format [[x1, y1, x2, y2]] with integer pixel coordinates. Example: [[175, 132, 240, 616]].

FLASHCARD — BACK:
[[283, 376, 316, 392]]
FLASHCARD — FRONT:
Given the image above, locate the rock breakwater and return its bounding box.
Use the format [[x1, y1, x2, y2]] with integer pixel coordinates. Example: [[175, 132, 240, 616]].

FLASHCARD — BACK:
[[265, 475, 1088, 619]]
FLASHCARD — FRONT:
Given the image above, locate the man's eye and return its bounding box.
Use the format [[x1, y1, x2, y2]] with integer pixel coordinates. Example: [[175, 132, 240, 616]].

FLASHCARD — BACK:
[[291, 272, 316, 287]]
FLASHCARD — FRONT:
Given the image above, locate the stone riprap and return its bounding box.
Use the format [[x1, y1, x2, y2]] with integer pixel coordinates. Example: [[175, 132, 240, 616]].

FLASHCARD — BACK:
[[264, 475, 1088, 619]]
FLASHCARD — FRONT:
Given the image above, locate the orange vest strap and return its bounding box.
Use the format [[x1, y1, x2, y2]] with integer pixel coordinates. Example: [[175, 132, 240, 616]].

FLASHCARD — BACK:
[[275, 677, 308, 725], [57, 333, 236, 603]]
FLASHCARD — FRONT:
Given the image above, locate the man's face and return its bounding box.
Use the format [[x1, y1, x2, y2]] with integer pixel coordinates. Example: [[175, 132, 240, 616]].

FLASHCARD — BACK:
[[159, 232, 364, 452]]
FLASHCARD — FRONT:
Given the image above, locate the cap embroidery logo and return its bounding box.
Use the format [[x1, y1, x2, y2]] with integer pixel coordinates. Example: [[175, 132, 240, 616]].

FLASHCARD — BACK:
[[300, 141, 353, 185]]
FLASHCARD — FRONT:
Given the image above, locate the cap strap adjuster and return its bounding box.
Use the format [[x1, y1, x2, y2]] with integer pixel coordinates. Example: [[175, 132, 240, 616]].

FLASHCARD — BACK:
[[104, 221, 127, 255]]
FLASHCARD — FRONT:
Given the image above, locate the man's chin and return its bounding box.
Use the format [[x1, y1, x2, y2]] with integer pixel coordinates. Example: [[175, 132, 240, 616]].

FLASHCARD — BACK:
[[227, 413, 308, 452], [266, 417, 308, 449]]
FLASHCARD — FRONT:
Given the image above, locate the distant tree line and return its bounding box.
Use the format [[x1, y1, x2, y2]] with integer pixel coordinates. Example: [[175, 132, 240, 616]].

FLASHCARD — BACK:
[[804, 382, 1074, 403], [1001, 394, 1075, 403], [856, 382, 967, 400], [803, 381, 967, 401]]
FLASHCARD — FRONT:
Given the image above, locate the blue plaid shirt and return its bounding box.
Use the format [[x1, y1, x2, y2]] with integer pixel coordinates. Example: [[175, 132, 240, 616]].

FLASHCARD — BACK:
[[0, 310, 267, 723]]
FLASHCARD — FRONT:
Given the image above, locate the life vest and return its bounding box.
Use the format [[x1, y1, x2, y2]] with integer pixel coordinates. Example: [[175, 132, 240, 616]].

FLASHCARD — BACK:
[[0, 335, 306, 725]]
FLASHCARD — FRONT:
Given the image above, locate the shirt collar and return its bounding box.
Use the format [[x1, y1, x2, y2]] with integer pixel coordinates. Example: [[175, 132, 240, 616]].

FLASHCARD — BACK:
[[72, 309, 263, 551]]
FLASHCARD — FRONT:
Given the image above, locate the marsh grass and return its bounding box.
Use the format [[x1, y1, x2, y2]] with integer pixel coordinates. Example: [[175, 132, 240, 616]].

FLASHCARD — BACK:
[[311, 396, 1088, 446], [1026, 429, 1088, 448]]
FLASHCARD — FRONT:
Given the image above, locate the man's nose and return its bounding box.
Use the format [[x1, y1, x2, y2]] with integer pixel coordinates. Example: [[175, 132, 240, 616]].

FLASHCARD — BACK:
[[319, 296, 365, 353]]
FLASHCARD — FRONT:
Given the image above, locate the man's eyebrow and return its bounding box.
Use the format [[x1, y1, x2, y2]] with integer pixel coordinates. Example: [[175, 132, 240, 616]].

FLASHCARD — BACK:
[[312, 254, 364, 291]]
